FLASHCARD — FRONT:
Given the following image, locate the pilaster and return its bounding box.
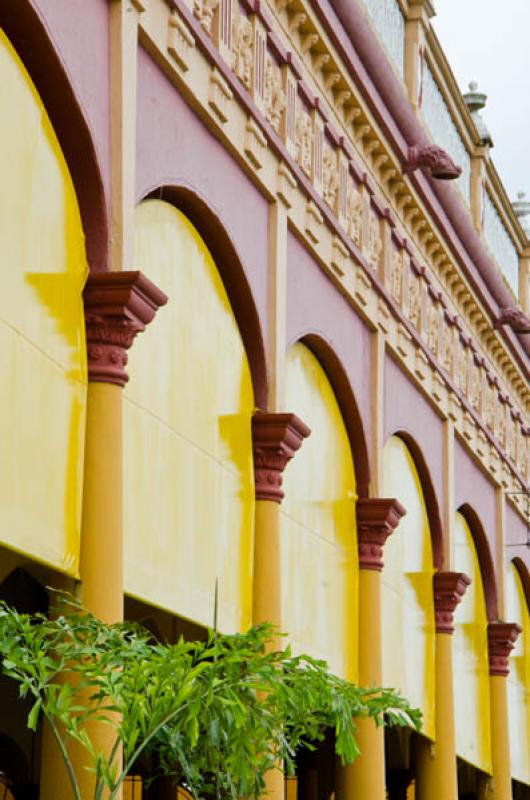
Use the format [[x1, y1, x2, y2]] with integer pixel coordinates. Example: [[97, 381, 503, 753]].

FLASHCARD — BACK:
[[403, 0, 434, 111]]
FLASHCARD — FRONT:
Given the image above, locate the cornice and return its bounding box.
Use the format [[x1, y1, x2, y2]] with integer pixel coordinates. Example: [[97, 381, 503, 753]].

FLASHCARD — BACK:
[[138, 0, 530, 523]]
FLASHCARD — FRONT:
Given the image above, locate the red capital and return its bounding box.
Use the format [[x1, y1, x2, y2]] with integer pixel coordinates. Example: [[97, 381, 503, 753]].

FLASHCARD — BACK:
[[252, 413, 311, 502], [356, 498, 406, 571], [487, 622, 522, 677], [83, 271, 168, 387], [433, 572, 471, 634]]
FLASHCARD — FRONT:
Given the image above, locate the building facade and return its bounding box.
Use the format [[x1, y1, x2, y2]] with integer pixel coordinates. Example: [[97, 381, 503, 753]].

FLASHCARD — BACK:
[[0, 0, 529, 798]]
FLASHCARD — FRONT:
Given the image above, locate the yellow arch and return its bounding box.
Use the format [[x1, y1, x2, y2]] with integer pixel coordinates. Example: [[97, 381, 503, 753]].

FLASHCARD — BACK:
[[124, 199, 255, 633], [453, 512, 492, 773], [506, 563, 530, 785], [280, 343, 358, 681], [0, 30, 88, 575], [381, 435, 436, 739]]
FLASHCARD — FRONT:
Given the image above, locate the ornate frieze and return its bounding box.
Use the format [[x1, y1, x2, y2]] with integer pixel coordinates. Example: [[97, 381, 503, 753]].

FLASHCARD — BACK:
[[367, 213, 382, 270], [193, 0, 219, 35], [356, 498, 406, 571], [251, 412, 311, 502], [322, 145, 339, 210], [408, 271, 422, 331], [295, 108, 312, 176], [231, 14, 253, 90], [390, 247, 404, 305], [346, 182, 363, 247], [264, 58, 285, 132]]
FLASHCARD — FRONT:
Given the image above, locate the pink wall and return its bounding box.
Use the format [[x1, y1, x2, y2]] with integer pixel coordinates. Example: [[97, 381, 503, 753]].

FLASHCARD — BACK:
[[136, 46, 269, 360]]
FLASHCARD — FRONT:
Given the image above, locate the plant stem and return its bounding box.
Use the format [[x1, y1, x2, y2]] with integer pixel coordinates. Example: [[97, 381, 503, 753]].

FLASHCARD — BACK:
[[45, 711, 82, 800]]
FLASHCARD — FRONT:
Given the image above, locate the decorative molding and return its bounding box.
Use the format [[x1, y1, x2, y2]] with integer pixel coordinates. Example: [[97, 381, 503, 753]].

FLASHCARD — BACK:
[[433, 572, 471, 633], [487, 621, 522, 677], [83, 272, 168, 387], [405, 144, 462, 181], [252, 412, 311, 502], [356, 498, 407, 571]]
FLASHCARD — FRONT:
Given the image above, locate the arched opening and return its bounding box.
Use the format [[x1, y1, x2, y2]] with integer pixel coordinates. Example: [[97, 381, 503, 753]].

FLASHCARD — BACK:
[[301, 333, 370, 498], [144, 186, 267, 408], [124, 199, 255, 634], [280, 342, 358, 800], [381, 435, 436, 797], [453, 510, 492, 790], [1, 1, 108, 272], [506, 561, 530, 790], [0, 567, 49, 798], [0, 28, 88, 578]]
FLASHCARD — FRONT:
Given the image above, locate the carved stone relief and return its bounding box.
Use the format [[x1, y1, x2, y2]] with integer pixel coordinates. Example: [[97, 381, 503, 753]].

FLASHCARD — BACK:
[[346, 183, 363, 247], [391, 248, 404, 305], [469, 363, 481, 411], [409, 274, 421, 330], [427, 301, 440, 356], [295, 109, 313, 176], [323, 146, 339, 210], [231, 14, 253, 89], [264, 58, 285, 132], [442, 323, 454, 375], [367, 214, 382, 270], [457, 344, 468, 395], [193, 0, 220, 35]]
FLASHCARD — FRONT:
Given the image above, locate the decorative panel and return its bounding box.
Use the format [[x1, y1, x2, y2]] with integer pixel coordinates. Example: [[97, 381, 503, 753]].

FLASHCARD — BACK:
[[421, 63, 470, 204], [0, 31, 88, 575], [280, 343, 358, 681], [125, 200, 254, 633], [506, 563, 530, 785], [381, 435, 436, 740], [453, 512, 492, 773], [483, 192, 519, 297], [358, 0, 405, 77]]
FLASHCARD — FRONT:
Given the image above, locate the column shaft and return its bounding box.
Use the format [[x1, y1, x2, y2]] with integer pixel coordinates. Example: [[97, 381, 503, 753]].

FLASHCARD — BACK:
[[489, 675, 511, 800]]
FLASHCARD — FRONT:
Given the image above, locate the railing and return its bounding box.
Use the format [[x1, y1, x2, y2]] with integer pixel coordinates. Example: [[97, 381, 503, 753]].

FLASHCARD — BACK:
[[483, 190, 520, 297], [420, 61, 471, 205], [358, 0, 405, 77]]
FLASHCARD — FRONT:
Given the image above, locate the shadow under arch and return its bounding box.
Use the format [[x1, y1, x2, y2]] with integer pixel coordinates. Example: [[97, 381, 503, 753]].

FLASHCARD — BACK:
[[293, 332, 370, 498], [142, 184, 268, 409], [512, 557, 530, 613], [458, 503, 499, 622], [388, 431, 444, 570], [1, 0, 108, 272]]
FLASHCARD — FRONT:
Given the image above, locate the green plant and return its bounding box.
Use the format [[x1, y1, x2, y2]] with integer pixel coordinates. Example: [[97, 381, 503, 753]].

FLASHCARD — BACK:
[[0, 596, 421, 800]]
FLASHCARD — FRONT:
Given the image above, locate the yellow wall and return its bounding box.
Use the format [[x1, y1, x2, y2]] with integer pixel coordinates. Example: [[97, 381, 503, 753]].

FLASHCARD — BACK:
[[0, 30, 87, 575], [506, 563, 530, 785], [280, 343, 358, 680], [124, 200, 255, 633], [381, 436, 435, 740], [452, 512, 492, 773]]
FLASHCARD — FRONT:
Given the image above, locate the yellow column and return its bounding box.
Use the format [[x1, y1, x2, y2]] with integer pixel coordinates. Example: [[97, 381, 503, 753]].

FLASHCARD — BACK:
[[518, 246, 530, 312], [337, 498, 406, 800], [415, 572, 471, 800], [39, 271, 167, 800], [487, 622, 522, 800], [251, 412, 310, 800]]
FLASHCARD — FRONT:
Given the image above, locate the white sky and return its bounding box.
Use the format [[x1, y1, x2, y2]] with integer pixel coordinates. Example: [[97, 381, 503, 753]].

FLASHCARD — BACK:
[[432, 1, 530, 201]]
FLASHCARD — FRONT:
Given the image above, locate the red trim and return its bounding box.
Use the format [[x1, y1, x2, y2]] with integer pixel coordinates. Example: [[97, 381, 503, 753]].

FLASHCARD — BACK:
[[487, 622, 522, 677], [458, 503, 499, 622], [84, 272, 168, 387], [313, 0, 530, 374], [252, 413, 311, 502], [143, 185, 269, 409], [392, 432, 444, 570], [433, 572, 471, 634], [356, 498, 406, 571], [1, 0, 108, 273], [302, 333, 371, 498]]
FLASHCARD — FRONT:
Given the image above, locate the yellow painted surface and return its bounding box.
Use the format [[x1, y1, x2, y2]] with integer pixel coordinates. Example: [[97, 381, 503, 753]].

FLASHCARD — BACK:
[[124, 200, 254, 632], [280, 343, 358, 680], [453, 512, 492, 773], [381, 436, 435, 740], [0, 30, 87, 575], [506, 563, 530, 785]]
